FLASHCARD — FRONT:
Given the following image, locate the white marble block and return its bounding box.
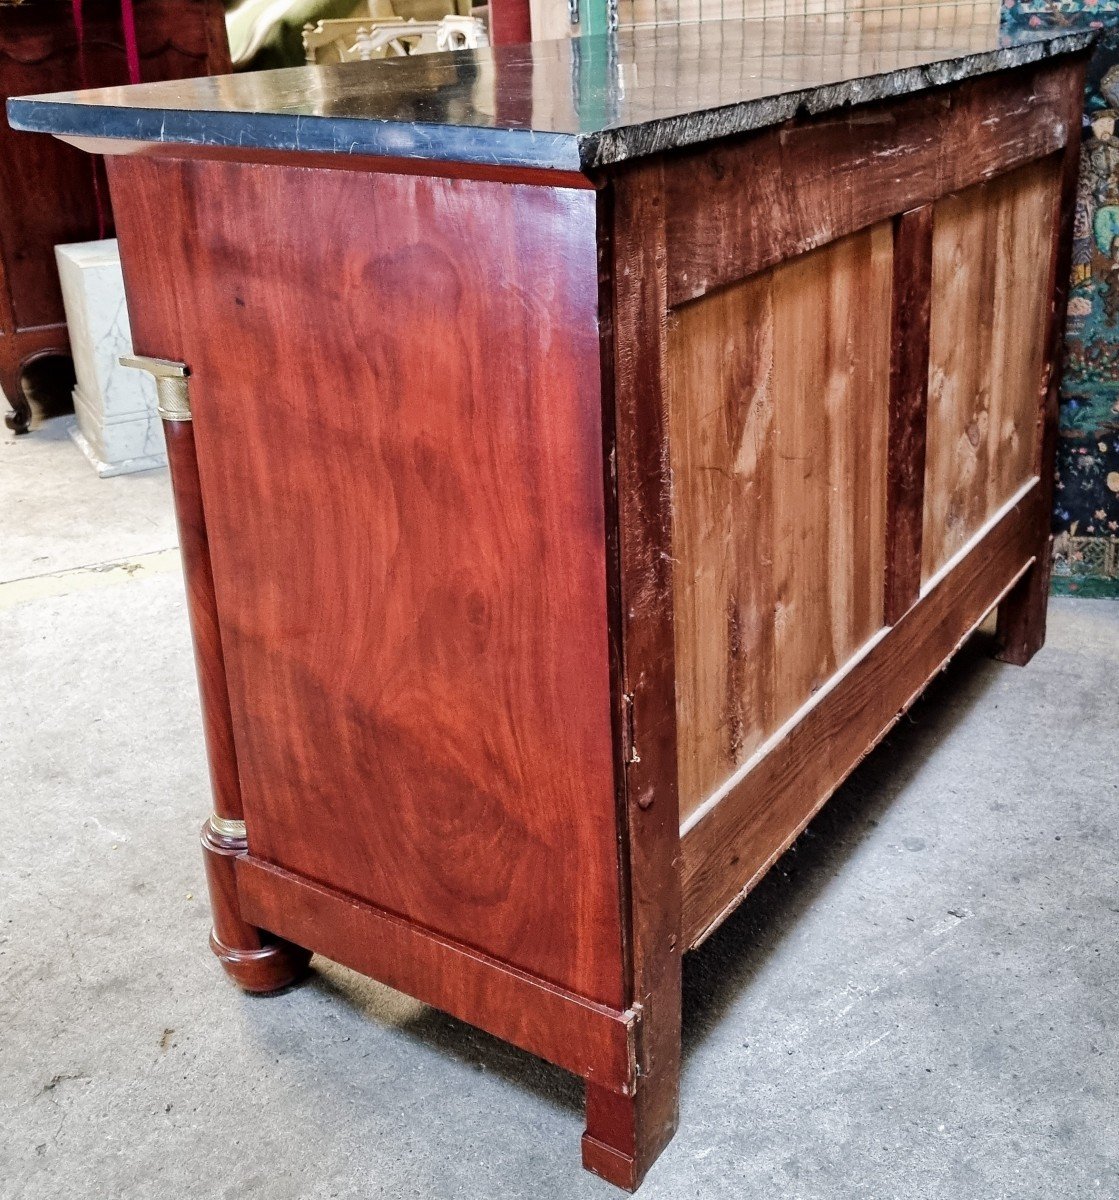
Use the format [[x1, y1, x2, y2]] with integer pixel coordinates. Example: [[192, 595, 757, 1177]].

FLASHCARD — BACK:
[[55, 239, 166, 477]]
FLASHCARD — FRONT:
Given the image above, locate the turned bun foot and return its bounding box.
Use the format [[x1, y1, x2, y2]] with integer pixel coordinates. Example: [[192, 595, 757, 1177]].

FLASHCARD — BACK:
[[209, 928, 312, 994], [200, 817, 311, 994]]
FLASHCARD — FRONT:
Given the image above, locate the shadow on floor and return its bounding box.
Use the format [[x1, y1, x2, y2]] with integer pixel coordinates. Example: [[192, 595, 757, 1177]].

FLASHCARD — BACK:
[[286, 629, 1007, 1120], [680, 630, 1001, 1054]]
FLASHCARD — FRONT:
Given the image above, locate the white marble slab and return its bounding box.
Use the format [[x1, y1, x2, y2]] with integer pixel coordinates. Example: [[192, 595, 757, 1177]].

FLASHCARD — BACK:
[[55, 238, 166, 477]]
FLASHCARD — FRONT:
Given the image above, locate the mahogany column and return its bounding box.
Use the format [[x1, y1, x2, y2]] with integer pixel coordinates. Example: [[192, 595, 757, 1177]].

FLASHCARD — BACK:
[[125, 355, 311, 992]]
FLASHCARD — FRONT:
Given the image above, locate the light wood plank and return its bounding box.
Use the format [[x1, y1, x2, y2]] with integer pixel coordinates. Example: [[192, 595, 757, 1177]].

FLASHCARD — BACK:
[[669, 225, 892, 822], [922, 157, 1061, 581]]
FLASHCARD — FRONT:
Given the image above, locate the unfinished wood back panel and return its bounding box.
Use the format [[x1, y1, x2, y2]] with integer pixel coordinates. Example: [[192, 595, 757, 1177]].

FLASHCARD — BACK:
[[109, 155, 626, 1009], [922, 157, 1061, 582], [669, 224, 892, 822]]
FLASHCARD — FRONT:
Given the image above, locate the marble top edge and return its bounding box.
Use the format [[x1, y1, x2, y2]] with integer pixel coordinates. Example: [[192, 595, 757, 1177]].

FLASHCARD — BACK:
[[6, 102, 585, 171], [583, 27, 1095, 168], [6, 18, 1097, 173]]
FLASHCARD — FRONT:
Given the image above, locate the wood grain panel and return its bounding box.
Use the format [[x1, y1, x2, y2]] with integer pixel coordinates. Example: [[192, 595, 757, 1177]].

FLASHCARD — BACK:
[[109, 155, 625, 1008], [922, 157, 1061, 582], [669, 224, 891, 822], [664, 58, 1083, 306]]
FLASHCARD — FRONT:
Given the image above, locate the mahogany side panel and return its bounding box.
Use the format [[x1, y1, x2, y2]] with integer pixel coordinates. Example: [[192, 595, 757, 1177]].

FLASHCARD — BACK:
[[669, 225, 892, 822], [680, 482, 1042, 946], [885, 204, 934, 625], [237, 855, 637, 1088], [108, 155, 626, 1010], [922, 156, 1061, 582], [664, 57, 1083, 306]]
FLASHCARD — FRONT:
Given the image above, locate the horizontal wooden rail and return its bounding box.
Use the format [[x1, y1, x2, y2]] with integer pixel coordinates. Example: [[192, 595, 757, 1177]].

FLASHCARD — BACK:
[[237, 857, 638, 1091]]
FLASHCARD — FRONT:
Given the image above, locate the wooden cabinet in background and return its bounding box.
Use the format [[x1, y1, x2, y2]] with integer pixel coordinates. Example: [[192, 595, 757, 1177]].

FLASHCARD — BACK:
[[0, 0, 229, 433]]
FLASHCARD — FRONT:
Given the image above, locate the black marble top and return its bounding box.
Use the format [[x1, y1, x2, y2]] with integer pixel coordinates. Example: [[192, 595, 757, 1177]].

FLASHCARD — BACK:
[[7, 17, 1095, 172]]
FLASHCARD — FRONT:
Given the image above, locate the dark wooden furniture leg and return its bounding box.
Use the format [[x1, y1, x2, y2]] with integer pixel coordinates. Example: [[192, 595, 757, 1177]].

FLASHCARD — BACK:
[[1, 401, 29, 434], [584, 1070, 679, 1192], [2, 343, 74, 433], [581, 162, 683, 1193], [143, 362, 310, 992], [995, 551, 1053, 666], [997, 120, 1083, 666], [1, 360, 30, 434]]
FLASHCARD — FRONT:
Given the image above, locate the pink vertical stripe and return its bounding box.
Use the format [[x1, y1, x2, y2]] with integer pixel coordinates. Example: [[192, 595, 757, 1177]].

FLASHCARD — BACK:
[[119, 0, 142, 85]]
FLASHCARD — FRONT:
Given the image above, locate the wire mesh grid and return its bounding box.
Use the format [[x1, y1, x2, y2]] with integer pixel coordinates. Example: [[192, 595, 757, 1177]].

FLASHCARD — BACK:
[[614, 0, 1000, 33], [601, 1, 1005, 108]]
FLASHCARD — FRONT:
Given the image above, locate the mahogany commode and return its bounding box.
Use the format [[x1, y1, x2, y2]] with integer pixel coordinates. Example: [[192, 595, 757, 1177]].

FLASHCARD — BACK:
[[8, 18, 1091, 1189]]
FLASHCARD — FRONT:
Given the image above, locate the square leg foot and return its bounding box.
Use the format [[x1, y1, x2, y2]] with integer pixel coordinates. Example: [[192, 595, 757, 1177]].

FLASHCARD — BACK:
[[995, 550, 1051, 667], [582, 1077, 678, 1192]]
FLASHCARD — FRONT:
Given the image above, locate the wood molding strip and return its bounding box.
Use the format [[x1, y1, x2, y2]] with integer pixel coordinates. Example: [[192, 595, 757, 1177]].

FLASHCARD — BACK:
[[236, 864, 638, 1089], [236, 856, 638, 1091], [885, 203, 934, 625]]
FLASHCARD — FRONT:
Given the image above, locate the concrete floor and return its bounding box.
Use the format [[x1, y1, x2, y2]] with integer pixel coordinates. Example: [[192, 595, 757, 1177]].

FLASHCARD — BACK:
[[2, 416, 1118, 1200]]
